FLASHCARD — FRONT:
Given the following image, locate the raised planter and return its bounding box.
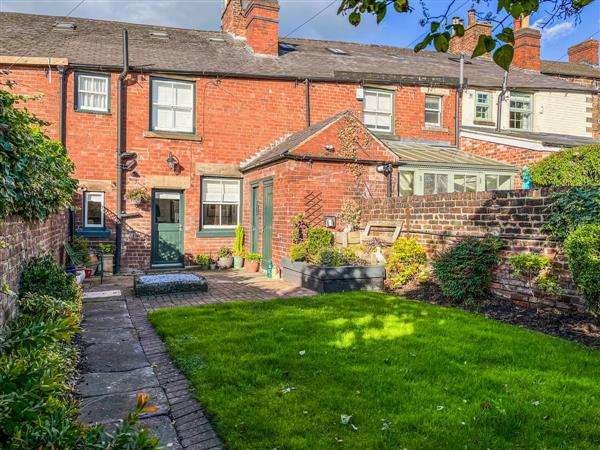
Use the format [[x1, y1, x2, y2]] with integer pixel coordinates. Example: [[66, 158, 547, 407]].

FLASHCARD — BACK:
[[281, 257, 385, 293], [134, 273, 208, 296]]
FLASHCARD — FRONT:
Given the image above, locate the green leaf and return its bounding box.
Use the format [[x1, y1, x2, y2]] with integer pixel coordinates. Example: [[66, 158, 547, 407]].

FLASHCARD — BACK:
[[394, 0, 409, 13], [472, 35, 496, 58], [496, 27, 515, 44], [414, 34, 433, 53], [349, 11, 361, 26], [430, 21, 440, 33], [497, 0, 511, 13], [573, 0, 594, 8], [453, 23, 465, 37], [510, 3, 524, 19], [493, 44, 514, 71], [375, 2, 387, 23], [434, 34, 449, 52]]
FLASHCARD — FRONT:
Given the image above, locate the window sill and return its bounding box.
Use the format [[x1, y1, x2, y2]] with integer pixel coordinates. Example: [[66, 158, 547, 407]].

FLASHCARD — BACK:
[[75, 108, 111, 116], [473, 120, 495, 126], [144, 130, 203, 142], [196, 229, 236, 238], [75, 228, 111, 238], [422, 125, 449, 133]]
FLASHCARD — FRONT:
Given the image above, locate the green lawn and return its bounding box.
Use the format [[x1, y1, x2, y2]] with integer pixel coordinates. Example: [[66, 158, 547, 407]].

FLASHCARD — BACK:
[[149, 292, 600, 449]]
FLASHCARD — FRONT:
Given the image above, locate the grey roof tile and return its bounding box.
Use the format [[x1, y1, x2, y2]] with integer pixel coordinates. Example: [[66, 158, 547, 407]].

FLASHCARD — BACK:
[[461, 126, 600, 148], [541, 60, 600, 80]]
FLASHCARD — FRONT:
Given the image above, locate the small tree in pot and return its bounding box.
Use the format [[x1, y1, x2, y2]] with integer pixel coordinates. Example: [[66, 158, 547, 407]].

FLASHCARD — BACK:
[[233, 225, 245, 269], [98, 243, 114, 275], [195, 254, 210, 270], [245, 252, 261, 273], [217, 246, 233, 269]]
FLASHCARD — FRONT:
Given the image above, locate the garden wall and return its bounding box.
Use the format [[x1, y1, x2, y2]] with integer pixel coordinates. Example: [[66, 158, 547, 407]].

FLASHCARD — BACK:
[[0, 212, 69, 325], [360, 188, 582, 309]]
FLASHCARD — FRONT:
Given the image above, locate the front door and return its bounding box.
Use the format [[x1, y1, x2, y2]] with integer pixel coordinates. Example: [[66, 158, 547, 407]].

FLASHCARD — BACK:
[[250, 184, 259, 253], [151, 190, 184, 267], [261, 181, 273, 268]]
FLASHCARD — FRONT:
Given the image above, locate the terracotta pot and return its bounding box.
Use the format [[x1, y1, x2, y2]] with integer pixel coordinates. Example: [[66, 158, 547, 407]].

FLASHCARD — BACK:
[[246, 260, 260, 273], [84, 267, 93, 278]]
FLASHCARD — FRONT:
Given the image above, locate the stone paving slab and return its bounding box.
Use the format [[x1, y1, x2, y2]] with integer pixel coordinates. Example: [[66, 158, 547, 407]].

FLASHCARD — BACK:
[[79, 386, 169, 425], [80, 327, 138, 345], [77, 367, 159, 397], [138, 416, 183, 449], [83, 342, 149, 372]]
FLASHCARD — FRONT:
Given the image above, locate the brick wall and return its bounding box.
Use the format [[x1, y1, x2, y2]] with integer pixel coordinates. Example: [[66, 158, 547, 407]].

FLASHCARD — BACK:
[[360, 189, 582, 310], [0, 212, 69, 325]]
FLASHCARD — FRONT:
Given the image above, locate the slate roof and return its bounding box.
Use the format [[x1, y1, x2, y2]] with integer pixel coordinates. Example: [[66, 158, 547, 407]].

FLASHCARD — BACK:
[[541, 60, 600, 80], [0, 12, 593, 92], [383, 140, 516, 171], [461, 126, 600, 148]]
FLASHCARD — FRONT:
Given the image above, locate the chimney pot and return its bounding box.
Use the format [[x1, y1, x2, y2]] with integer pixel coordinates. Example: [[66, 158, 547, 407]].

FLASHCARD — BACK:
[[467, 9, 476, 27], [452, 16, 460, 25], [222, 0, 280, 56]]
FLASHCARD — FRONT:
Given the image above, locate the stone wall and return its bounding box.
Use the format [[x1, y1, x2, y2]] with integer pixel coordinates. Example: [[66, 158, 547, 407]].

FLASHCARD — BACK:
[[360, 189, 582, 309], [0, 212, 69, 325]]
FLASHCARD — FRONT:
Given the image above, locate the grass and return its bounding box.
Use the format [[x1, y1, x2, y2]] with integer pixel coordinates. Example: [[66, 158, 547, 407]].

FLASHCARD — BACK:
[[149, 292, 600, 449]]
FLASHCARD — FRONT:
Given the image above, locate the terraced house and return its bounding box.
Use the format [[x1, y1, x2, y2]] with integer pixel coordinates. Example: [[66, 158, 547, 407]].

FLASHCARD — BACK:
[[0, 1, 597, 270]]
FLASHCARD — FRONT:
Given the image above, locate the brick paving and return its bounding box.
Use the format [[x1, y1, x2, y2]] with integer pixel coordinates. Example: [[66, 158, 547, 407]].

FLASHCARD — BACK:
[[78, 270, 314, 449]]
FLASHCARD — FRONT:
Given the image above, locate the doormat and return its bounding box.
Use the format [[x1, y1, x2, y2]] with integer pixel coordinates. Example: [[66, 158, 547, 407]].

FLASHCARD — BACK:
[[83, 290, 122, 299], [134, 273, 208, 296]]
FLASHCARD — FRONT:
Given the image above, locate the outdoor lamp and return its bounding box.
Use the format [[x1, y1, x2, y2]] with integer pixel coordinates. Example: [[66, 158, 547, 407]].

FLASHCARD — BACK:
[[166, 152, 179, 172]]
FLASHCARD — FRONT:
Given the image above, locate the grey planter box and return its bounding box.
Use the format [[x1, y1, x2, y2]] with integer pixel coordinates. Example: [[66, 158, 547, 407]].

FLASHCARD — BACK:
[[134, 273, 208, 296], [281, 257, 385, 293]]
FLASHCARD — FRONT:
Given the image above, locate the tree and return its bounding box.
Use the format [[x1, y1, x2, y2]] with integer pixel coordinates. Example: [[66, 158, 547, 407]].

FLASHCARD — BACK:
[[337, 0, 594, 70]]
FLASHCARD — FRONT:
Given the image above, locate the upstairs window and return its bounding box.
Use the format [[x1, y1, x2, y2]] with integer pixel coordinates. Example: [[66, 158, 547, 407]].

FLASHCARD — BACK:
[[509, 93, 532, 131], [84, 192, 105, 228], [151, 78, 194, 133], [75, 73, 109, 113], [363, 89, 393, 133], [424, 95, 442, 127], [201, 178, 241, 229], [475, 92, 491, 121]]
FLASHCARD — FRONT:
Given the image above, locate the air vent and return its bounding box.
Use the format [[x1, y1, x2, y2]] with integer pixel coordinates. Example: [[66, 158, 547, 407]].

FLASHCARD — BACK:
[[209, 37, 225, 43], [279, 43, 296, 51], [327, 47, 348, 55], [149, 31, 169, 39], [53, 22, 76, 31]]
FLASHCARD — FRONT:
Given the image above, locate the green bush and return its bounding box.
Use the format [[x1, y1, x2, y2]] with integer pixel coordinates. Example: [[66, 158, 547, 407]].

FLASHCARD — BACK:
[[20, 255, 81, 303], [544, 187, 600, 241], [233, 225, 244, 256], [386, 237, 427, 289], [290, 241, 310, 262], [530, 144, 600, 187], [565, 224, 600, 310], [218, 246, 232, 258], [306, 227, 334, 255], [0, 88, 78, 221], [195, 254, 210, 266], [18, 292, 80, 321], [314, 247, 358, 266], [508, 254, 551, 279], [432, 235, 503, 304]]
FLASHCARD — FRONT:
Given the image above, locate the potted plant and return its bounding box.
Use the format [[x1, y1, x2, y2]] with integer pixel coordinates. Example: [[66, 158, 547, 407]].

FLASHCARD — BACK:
[[127, 187, 150, 206], [233, 225, 245, 269], [217, 246, 233, 269], [209, 256, 218, 271], [195, 254, 210, 270], [98, 243, 114, 275], [245, 252, 261, 273]]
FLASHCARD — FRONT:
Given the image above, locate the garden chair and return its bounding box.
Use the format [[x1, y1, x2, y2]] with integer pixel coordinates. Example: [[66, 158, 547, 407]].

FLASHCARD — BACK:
[[66, 242, 104, 283]]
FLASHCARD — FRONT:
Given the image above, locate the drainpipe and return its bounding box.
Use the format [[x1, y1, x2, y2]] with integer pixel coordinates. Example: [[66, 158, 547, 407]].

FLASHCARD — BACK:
[[57, 65, 74, 242], [115, 29, 129, 274], [305, 78, 311, 127], [455, 53, 464, 147], [496, 71, 509, 132]]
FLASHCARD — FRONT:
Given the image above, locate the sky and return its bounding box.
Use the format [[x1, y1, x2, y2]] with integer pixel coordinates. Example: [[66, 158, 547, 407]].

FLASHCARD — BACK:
[[1, 0, 599, 61]]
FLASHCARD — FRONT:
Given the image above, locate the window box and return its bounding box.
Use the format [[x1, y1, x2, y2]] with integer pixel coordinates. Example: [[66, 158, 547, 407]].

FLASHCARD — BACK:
[[150, 77, 195, 133], [75, 228, 112, 238], [75, 72, 110, 114]]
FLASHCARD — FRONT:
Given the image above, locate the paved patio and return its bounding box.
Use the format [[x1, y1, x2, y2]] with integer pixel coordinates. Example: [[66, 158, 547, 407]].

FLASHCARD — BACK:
[[77, 271, 314, 449]]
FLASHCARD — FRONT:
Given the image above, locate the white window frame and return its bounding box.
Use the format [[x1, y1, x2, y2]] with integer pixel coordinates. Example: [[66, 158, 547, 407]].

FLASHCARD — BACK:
[[399, 169, 514, 196], [484, 174, 513, 191], [509, 92, 533, 131], [150, 78, 195, 133], [474, 91, 492, 122], [453, 173, 479, 192], [398, 170, 415, 197], [76, 73, 109, 113], [424, 95, 442, 127], [363, 88, 394, 133], [201, 178, 241, 229], [83, 191, 105, 228]]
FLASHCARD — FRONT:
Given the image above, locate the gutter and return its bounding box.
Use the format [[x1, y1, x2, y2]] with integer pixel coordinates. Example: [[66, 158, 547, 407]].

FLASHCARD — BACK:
[[240, 153, 401, 173], [115, 29, 129, 274], [57, 65, 67, 146], [305, 78, 311, 127]]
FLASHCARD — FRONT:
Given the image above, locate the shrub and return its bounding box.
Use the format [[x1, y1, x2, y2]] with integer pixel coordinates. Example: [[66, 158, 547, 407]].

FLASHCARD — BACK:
[[508, 253, 564, 298], [432, 235, 503, 304], [290, 242, 310, 262], [233, 225, 244, 256], [246, 252, 261, 261], [98, 243, 114, 254], [385, 237, 427, 289], [544, 187, 600, 241], [291, 213, 310, 244], [72, 235, 90, 256], [314, 247, 358, 266], [565, 224, 600, 310], [306, 227, 334, 256], [18, 292, 80, 321], [218, 247, 232, 258], [530, 144, 600, 187], [195, 254, 210, 266], [20, 255, 81, 303]]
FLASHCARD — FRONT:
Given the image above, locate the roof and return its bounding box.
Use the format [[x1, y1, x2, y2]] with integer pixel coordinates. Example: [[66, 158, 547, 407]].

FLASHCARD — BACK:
[[461, 126, 600, 148], [541, 60, 600, 80], [383, 140, 516, 171], [0, 12, 593, 92]]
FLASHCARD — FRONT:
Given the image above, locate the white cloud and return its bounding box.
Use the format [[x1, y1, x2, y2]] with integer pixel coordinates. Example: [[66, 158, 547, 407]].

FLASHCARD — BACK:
[[533, 20, 575, 42]]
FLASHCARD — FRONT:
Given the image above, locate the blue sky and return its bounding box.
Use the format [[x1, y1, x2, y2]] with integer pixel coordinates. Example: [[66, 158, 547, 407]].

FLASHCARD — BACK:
[[1, 0, 598, 61]]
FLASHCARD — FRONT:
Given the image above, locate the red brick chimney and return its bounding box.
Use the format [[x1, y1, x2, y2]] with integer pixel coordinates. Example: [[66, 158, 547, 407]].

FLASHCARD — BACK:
[[448, 9, 492, 55], [568, 39, 599, 65], [222, 0, 280, 56], [512, 15, 541, 71]]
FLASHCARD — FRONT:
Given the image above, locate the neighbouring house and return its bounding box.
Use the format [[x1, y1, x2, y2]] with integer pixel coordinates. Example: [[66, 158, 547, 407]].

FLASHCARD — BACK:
[[0, 3, 595, 270]]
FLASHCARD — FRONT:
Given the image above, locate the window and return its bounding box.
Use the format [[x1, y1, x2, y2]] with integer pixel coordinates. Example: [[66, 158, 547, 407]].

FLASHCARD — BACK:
[[75, 73, 109, 113], [398, 171, 414, 196], [151, 78, 194, 133], [453, 174, 478, 192], [423, 173, 448, 195], [424, 95, 442, 127], [485, 174, 512, 191], [475, 92, 491, 121], [84, 192, 105, 228], [363, 89, 393, 133], [509, 93, 532, 130], [201, 178, 241, 228]]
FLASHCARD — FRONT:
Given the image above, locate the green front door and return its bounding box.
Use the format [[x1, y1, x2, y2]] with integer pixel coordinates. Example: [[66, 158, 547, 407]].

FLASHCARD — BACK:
[[151, 190, 184, 266], [261, 181, 273, 268], [250, 184, 259, 253]]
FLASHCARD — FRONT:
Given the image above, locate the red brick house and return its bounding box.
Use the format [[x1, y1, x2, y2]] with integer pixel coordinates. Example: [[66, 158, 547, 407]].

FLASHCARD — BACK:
[[0, 3, 595, 271]]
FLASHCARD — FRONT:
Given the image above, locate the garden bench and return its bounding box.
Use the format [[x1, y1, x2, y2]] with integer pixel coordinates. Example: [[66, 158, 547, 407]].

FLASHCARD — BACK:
[[66, 242, 104, 283]]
